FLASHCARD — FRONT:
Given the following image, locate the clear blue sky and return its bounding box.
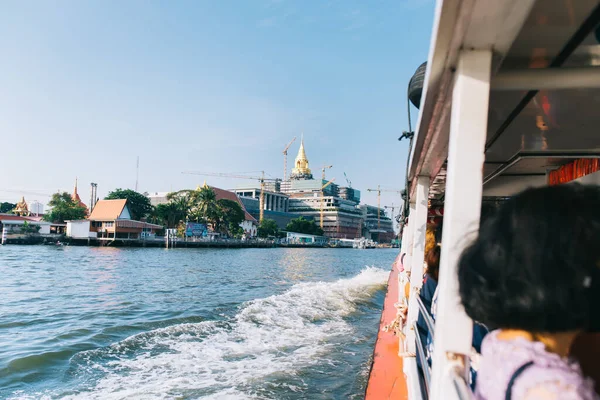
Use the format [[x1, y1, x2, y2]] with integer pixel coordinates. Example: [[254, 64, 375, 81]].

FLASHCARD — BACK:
[[0, 0, 434, 216]]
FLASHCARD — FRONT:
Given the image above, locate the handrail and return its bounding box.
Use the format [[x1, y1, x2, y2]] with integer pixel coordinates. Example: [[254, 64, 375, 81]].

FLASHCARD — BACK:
[[416, 295, 435, 336], [450, 369, 474, 400], [413, 321, 431, 397]]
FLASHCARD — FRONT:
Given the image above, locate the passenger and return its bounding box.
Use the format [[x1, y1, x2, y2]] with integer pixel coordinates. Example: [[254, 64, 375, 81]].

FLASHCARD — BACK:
[[417, 244, 440, 367], [458, 184, 600, 400], [424, 223, 437, 259]]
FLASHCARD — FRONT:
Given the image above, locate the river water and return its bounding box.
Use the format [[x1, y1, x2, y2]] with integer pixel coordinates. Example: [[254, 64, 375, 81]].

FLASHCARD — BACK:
[[0, 246, 396, 399]]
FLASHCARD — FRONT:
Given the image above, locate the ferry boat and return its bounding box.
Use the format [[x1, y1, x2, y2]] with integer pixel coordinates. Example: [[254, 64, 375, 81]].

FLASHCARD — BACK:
[[366, 0, 600, 399], [353, 238, 377, 249]]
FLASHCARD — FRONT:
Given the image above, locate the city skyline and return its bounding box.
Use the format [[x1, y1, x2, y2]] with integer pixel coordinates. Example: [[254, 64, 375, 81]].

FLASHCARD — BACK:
[[0, 0, 434, 211]]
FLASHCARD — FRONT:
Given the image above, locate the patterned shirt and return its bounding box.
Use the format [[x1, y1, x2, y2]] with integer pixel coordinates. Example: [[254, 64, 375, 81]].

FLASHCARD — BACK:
[[475, 330, 599, 400]]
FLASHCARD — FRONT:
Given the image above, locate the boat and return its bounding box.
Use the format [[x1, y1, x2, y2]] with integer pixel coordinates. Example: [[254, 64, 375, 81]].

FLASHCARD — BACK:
[[353, 237, 377, 249], [366, 0, 600, 399]]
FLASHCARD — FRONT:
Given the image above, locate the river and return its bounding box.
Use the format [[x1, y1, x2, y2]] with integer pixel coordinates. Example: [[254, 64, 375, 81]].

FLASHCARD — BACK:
[[0, 246, 396, 399]]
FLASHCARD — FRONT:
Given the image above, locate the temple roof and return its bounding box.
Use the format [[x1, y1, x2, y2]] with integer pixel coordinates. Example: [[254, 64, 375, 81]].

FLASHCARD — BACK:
[[71, 178, 89, 213], [210, 186, 257, 223]]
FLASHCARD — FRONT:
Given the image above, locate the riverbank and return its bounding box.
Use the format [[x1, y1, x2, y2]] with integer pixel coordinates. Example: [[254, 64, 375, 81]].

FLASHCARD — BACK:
[[2, 236, 397, 249]]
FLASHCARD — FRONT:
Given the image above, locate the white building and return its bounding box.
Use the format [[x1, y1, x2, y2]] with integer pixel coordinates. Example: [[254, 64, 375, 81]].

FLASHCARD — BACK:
[[286, 231, 328, 245], [66, 220, 97, 239], [28, 201, 44, 216], [146, 192, 171, 206]]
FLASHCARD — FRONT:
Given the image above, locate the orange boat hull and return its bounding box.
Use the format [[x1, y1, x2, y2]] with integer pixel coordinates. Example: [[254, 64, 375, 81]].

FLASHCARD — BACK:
[[365, 261, 408, 400]]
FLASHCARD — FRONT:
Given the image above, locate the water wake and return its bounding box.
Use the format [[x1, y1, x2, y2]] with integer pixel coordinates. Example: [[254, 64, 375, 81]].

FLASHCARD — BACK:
[[15, 267, 389, 399]]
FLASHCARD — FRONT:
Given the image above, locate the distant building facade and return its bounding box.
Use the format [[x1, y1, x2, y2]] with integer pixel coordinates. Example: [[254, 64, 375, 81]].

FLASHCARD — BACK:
[[237, 195, 310, 229], [359, 204, 395, 243], [67, 199, 163, 240], [276, 138, 365, 240], [147, 192, 170, 206]]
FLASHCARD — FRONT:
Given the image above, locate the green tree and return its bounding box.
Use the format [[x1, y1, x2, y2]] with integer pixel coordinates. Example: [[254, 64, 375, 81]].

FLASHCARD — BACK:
[[105, 189, 153, 220], [20, 221, 41, 234], [217, 198, 245, 236], [151, 202, 187, 228], [162, 187, 248, 237], [0, 202, 16, 214], [188, 186, 221, 227], [285, 217, 324, 236], [43, 192, 87, 223], [257, 218, 279, 238]]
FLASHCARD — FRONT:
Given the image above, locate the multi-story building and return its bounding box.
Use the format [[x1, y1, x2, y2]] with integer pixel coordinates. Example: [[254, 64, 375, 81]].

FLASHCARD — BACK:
[[287, 195, 363, 239], [233, 188, 289, 212], [359, 204, 395, 243], [237, 196, 309, 229], [276, 138, 364, 239]]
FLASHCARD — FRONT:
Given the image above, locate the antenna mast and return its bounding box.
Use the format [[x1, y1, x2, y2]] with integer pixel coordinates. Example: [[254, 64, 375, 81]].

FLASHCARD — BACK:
[[135, 156, 139, 191]]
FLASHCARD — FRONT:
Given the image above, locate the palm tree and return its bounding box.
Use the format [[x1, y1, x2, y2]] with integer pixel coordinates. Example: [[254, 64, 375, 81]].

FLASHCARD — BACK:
[[186, 186, 221, 229]]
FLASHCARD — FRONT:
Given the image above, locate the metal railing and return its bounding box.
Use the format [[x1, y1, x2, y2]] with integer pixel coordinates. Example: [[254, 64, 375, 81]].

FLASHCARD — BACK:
[[413, 321, 431, 397], [450, 369, 474, 400], [416, 295, 435, 336]]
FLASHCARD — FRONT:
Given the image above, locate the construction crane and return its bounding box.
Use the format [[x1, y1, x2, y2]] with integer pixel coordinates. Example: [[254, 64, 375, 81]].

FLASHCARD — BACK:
[[319, 165, 334, 229], [343, 172, 352, 188], [366, 186, 402, 230], [182, 171, 278, 222], [321, 165, 333, 182], [282, 136, 297, 181], [320, 178, 336, 229], [383, 203, 398, 226]]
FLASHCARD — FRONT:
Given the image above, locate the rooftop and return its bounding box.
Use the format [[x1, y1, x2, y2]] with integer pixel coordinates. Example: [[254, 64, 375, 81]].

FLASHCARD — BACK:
[[88, 199, 128, 221]]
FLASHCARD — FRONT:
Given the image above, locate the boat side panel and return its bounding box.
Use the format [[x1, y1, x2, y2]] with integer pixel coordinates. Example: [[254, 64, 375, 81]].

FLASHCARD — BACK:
[[365, 261, 408, 400]]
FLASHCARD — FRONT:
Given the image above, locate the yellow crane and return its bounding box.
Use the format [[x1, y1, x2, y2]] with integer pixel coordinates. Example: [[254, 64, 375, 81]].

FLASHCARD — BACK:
[[366, 186, 402, 230], [181, 171, 278, 222], [282, 136, 297, 181]]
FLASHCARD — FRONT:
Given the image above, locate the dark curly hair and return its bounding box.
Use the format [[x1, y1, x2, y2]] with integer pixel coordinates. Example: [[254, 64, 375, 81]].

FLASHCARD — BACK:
[[458, 183, 600, 332]]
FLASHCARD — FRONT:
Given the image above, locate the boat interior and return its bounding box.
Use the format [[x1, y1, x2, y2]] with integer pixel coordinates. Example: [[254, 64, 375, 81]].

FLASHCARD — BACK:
[[393, 0, 600, 399]]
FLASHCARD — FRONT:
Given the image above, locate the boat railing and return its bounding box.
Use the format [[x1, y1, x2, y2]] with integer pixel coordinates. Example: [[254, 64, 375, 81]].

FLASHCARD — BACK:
[[450, 369, 474, 400], [412, 321, 430, 398], [415, 295, 435, 337]]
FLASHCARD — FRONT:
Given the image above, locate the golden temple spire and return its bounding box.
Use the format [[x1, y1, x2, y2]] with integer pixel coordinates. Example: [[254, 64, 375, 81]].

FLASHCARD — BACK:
[[291, 133, 313, 179]]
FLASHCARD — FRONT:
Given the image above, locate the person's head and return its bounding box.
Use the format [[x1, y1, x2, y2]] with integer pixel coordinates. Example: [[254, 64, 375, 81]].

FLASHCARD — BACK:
[[426, 245, 441, 281], [425, 223, 437, 257], [458, 184, 600, 333]]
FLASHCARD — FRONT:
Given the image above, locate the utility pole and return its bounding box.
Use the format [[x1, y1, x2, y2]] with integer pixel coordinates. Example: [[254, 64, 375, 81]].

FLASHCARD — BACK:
[[135, 156, 139, 192], [90, 183, 98, 211]]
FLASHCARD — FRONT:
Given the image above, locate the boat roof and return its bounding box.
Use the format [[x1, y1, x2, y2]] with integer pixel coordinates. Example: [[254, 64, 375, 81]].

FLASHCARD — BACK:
[[409, 0, 600, 200]]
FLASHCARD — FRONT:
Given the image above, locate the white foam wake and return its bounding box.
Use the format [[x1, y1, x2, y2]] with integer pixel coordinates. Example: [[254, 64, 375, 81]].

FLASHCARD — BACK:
[[20, 267, 389, 400]]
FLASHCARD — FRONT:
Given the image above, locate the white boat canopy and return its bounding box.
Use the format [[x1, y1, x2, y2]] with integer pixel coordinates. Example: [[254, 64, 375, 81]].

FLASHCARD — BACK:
[[402, 0, 600, 399]]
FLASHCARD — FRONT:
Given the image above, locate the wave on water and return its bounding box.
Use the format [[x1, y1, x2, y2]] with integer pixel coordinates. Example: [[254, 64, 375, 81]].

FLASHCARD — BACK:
[[11, 267, 389, 400]]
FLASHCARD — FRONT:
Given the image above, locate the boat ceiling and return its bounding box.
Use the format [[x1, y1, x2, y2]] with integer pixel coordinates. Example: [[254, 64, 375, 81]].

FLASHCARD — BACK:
[[412, 0, 600, 200]]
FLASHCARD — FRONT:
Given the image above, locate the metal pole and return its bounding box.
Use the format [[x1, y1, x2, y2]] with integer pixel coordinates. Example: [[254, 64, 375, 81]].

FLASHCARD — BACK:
[[430, 49, 491, 400], [405, 175, 430, 354]]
